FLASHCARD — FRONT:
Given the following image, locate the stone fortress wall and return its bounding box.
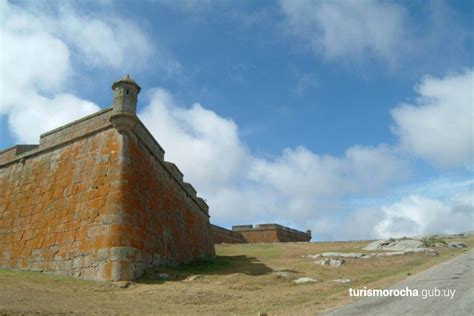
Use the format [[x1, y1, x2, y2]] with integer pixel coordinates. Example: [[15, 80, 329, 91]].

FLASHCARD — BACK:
[[212, 223, 312, 244], [0, 75, 215, 281], [210, 224, 247, 244]]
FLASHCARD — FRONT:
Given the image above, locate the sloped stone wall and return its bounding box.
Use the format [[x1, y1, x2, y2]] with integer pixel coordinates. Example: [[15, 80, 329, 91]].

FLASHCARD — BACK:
[[0, 107, 215, 281], [111, 127, 215, 280]]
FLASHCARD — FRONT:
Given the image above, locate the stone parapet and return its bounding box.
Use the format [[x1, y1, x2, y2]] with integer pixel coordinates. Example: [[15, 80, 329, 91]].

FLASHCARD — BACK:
[[0, 145, 39, 164], [164, 162, 183, 181], [40, 108, 114, 150], [0, 108, 114, 168], [232, 225, 253, 231]]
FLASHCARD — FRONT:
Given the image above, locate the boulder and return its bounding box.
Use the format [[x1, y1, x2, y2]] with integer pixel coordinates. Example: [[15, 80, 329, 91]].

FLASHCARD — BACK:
[[321, 252, 369, 259], [363, 239, 424, 251], [448, 242, 467, 249], [363, 239, 394, 250], [273, 271, 292, 279], [293, 277, 317, 284], [374, 251, 405, 257], [333, 279, 352, 284], [316, 258, 345, 267], [330, 258, 344, 267], [184, 275, 203, 282]]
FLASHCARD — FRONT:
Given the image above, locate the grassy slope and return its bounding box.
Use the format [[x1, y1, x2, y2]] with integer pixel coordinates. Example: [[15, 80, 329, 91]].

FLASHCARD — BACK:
[[0, 236, 472, 315]]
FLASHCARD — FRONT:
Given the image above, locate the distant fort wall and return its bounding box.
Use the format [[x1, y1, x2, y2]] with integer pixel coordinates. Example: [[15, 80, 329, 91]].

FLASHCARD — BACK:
[[0, 76, 215, 281], [210, 224, 247, 244], [212, 224, 311, 244]]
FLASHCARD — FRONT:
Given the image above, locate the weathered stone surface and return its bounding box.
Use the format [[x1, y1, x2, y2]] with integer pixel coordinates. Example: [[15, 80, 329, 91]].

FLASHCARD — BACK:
[[448, 242, 467, 249], [306, 254, 321, 259], [0, 76, 215, 281], [184, 275, 203, 282], [363, 239, 425, 251], [316, 258, 345, 267], [333, 279, 352, 284], [320, 252, 369, 259], [374, 251, 406, 257], [293, 277, 316, 284], [373, 248, 438, 257], [273, 271, 292, 279]]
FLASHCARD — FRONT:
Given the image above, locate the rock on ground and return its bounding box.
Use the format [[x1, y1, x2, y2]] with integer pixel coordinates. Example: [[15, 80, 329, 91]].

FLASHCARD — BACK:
[[333, 279, 352, 284], [273, 271, 292, 279], [321, 252, 369, 258], [363, 239, 425, 251], [316, 258, 345, 267], [184, 275, 203, 282], [293, 277, 317, 284], [374, 251, 406, 257], [448, 242, 467, 249], [306, 254, 322, 259]]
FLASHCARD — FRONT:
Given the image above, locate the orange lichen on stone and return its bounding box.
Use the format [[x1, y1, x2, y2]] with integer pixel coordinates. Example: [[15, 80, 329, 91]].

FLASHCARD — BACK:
[[0, 76, 215, 281]]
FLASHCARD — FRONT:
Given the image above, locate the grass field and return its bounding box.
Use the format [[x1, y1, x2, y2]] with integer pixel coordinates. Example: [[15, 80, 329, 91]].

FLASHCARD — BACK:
[[0, 236, 472, 315]]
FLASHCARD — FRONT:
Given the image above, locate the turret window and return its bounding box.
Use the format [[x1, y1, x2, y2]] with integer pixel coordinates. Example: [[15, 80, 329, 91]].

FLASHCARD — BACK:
[[126, 89, 129, 95]]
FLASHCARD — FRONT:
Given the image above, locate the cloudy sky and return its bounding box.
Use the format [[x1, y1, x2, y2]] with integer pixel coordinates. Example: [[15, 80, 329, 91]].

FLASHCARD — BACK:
[[0, 0, 472, 240]]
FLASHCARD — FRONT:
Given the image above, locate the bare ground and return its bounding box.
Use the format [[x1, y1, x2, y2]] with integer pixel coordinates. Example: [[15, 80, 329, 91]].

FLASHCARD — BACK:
[[0, 236, 472, 315]]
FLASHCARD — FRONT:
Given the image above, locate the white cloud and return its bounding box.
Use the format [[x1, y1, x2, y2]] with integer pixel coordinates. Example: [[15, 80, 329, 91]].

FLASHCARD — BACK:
[[391, 70, 474, 168], [373, 194, 473, 238], [139, 89, 251, 193], [280, 0, 407, 65], [315, 188, 473, 241], [55, 9, 154, 70], [138, 68, 472, 238], [138, 88, 410, 230], [0, 27, 71, 113], [8, 93, 99, 143], [249, 145, 409, 199], [0, 0, 157, 143]]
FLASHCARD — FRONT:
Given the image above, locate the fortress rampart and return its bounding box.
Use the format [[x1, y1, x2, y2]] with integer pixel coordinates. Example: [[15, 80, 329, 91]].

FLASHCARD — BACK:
[[210, 224, 247, 244], [212, 224, 311, 244], [0, 75, 215, 281]]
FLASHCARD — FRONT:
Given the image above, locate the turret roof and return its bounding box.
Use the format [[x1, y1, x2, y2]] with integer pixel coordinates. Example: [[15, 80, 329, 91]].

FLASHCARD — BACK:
[[112, 74, 141, 93]]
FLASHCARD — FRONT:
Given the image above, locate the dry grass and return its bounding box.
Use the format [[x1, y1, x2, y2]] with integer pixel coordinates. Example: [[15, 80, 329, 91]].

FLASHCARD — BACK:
[[0, 236, 472, 315]]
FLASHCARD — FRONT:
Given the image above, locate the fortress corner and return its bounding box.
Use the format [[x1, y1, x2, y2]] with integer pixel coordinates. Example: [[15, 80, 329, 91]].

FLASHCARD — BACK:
[[0, 76, 215, 281]]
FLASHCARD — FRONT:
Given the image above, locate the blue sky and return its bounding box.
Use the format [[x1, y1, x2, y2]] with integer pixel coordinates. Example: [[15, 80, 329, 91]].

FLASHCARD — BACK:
[[0, 0, 473, 240]]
